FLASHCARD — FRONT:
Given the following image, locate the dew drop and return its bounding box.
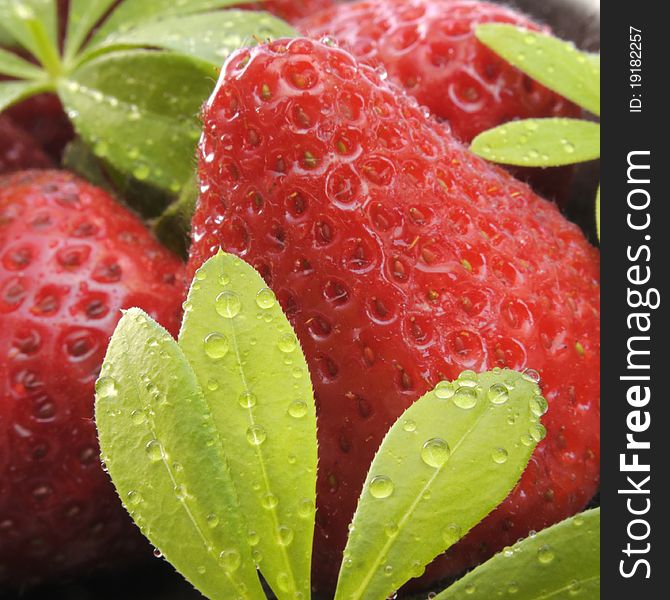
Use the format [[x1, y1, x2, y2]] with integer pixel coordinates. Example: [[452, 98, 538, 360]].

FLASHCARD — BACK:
[[421, 437, 451, 468], [487, 383, 509, 405], [218, 272, 230, 286], [197, 565, 206, 575], [131, 409, 147, 425], [133, 164, 150, 181], [262, 493, 278, 509], [278, 332, 298, 353], [442, 523, 462, 546], [127, 490, 143, 506], [174, 484, 188, 500], [453, 386, 478, 409], [247, 530, 260, 546], [287, 400, 307, 418], [215, 291, 241, 318], [204, 332, 229, 359], [537, 544, 555, 564], [298, 498, 313, 518], [522, 368, 541, 384], [383, 564, 393, 576], [256, 287, 276, 309], [508, 581, 519, 594], [146, 440, 163, 462], [239, 391, 257, 408], [207, 378, 219, 391], [95, 376, 118, 399], [465, 583, 476, 595], [434, 380, 455, 399], [492, 447, 509, 464], [568, 579, 582, 595], [246, 425, 267, 446], [276, 573, 290, 593], [402, 419, 417, 432], [277, 525, 294, 546], [384, 522, 399, 538], [218, 549, 241, 572], [529, 422, 547, 442], [530, 395, 548, 417], [369, 475, 394, 498]]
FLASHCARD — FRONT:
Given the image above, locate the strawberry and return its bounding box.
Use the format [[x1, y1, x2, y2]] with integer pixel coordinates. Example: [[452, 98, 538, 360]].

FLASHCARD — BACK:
[[0, 170, 185, 587], [0, 116, 53, 175], [246, 0, 335, 23], [298, 0, 581, 202], [188, 38, 600, 594]]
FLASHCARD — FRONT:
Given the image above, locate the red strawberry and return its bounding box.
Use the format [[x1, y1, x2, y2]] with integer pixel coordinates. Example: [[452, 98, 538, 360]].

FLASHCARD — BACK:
[[298, 0, 581, 202], [0, 170, 185, 587], [0, 116, 53, 175], [245, 0, 334, 23], [188, 38, 600, 594]]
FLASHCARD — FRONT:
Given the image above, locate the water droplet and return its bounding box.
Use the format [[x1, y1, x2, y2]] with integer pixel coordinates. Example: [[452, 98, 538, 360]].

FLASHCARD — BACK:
[[487, 383, 509, 405], [262, 493, 278, 509], [522, 368, 541, 384], [277, 525, 294, 546], [246, 425, 267, 446], [195, 269, 207, 281], [174, 484, 188, 500], [278, 332, 298, 353], [215, 291, 241, 318], [434, 380, 455, 399], [421, 437, 451, 468], [442, 523, 462, 546], [95, 376, 118, 399], [507, 581, 519, 594], [383, 564, 393, 576], [402, 419, 417, 432], [537, 544, 555, 564], [146, 440, 163, 462], [520, 433, 534, 446], [218, 549, 241, 572], [127, 490, 143, 505], [247, 530, 260, 546], [530, 395, 548, 417], [298, 498, 313, 518], [530, 422, 546, 442], [384, 522, 399, 537], [204, 332, 229, 359], [256, 287, 276, 309], [133, 164, 150, 181], [458, 370, 478, 382], [561, 139, 576, 154], [465, 583, 476, 595], [207, 378, 219, 391], [492, 447, 509, 464], [131, 409, 147, 425], [239, 391, 257, 408], [568, 579, 582, 595], [288, 400, 308, 418], [153, 548, 163, 558], [453, 386, 478, 409], [197, 565, 206, 575], [207, 514, 219, 528], [369, 475, 394, 498], [276, 573, 290, 593]]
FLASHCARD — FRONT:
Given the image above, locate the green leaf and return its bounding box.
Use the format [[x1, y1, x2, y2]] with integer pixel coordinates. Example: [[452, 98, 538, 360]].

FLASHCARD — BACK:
[[334, 368, 547, 600], [0, 47, 44, 79], [435, 508, 600, 599], [89, 0, 253, 47], [64, 0, 118, 62], [471, 119, 600, 167], [95, 308, 266, 600], [96, 10, 297, 66], [476, 24, 600, 116], [58, 50, 216, 192], [0, 79, 49, 112], [178, 252, 317, 600], [596, 186, 600, 239], [0, 0, 60, 75]]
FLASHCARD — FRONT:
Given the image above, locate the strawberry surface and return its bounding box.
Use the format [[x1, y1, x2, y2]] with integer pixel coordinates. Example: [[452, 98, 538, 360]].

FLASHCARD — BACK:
[[246, 0, 335, 23], [298, 0, 581, 202], [0, 116, 53, 175], [188, 38, 600, 595], [0, 170, 185, 587]]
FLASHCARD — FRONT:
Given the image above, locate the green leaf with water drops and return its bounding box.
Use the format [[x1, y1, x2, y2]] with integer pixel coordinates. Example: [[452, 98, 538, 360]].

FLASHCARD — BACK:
[[88, 0, 253, 48], [475, 24, 600, 116], [471, 118, 600, 167], [434, 508, 600, 600], [334, 368, 548, 600], [58, 49, 216, 192], [94, 10, 297, 66], [95, 308, 266, 600], [178, 252, 317, 600]]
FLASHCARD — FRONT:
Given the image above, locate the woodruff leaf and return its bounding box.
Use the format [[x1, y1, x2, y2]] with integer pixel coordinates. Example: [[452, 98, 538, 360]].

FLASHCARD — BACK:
[[88, 0, 252, 48], [471, 118, 600, 167], [334, 369, 547, 600], [64, 0, 118, 62], [95, 308, 265, 600], [0, 79, 49, 112], [0, 46, 44, 79], [58, 50, 216, 191], [178, 252, 317, 600], [96, 10, 297, 66], [435, 508, 600, 599], [475, 24, 600, 116]]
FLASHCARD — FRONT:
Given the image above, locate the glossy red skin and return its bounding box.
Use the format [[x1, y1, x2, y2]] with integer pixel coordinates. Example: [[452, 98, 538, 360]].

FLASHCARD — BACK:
[[0, 171, 185, 587], [189, 38, 600, 595], [0, 116, 53, 175], [246, 0, 335, 23], [298, 0, 581, 203]]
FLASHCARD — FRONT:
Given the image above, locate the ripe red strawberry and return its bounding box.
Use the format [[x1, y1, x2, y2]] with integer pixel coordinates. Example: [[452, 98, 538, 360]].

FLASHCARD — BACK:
[[298, 0, 581, 202], [0, 116, 53, 175], [0, 170, 185, 587], [188, 38, 600, 594], [246, 0, 334, 23]]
